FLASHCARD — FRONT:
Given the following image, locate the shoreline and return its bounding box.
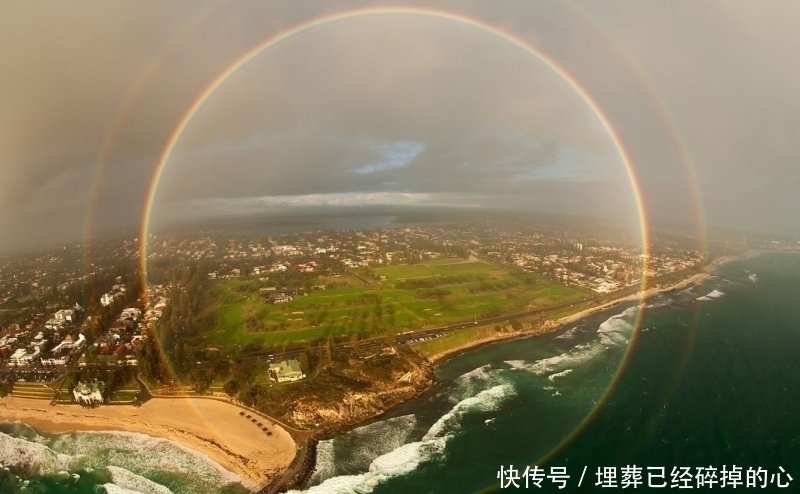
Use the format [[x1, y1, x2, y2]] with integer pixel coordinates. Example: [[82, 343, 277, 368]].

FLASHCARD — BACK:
[[0, 255, 750, 493], [0, 395, 296, 490], [425, 258, 734, 365], [288, 261, 738, 489]]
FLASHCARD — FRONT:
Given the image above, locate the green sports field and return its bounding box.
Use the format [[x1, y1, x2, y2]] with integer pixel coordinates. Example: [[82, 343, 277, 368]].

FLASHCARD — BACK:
[[206, 258, 587, 347]]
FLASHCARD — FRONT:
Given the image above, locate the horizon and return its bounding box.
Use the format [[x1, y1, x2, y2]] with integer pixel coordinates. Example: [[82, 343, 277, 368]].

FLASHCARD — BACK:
[[3, 2, 800, 254]]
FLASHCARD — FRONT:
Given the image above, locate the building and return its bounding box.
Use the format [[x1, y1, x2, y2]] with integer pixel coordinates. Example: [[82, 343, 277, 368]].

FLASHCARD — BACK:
[[268, 359, 306, 383], [54, 309, 75, 323], [7, 347, 41, 367], [120, 307, 142, 320], [270, 292, 293, 304]]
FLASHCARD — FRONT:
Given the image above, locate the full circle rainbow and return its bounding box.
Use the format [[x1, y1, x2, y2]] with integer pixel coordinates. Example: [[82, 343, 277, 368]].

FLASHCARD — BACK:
[[139, 5, 653, 474]]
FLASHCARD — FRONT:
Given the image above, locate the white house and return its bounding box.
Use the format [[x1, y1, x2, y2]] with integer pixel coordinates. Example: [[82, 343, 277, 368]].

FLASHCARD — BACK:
[[120, 307, 142, 320], [268, 359, 305, 383], [54, 309, 75, 323]]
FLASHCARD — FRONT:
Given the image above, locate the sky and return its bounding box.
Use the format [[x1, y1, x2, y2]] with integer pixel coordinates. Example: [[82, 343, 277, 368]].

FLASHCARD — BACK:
[[2, 1, 799, 253]]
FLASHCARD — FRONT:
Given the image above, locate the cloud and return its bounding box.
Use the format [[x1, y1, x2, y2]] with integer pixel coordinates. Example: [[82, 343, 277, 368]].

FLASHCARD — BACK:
[[352, 140, 425, 174], [2, 1, 799, 252]]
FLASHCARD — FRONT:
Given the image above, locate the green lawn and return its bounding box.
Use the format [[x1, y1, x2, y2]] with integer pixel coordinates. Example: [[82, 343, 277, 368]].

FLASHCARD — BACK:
[[204, 259, 587, 348], [410, 325, 504, 359]]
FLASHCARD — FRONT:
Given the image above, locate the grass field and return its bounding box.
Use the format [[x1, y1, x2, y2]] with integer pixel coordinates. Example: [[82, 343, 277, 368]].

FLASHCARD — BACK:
[[205, 258, 588, 348]]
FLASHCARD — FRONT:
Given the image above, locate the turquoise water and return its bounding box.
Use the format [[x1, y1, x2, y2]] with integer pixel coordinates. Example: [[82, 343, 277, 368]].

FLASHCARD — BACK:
[[302, 252, 800, 493], [3, 252, 799, 493]]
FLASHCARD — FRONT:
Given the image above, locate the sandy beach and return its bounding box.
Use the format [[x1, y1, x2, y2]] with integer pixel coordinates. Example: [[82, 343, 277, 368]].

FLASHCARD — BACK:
[[0, 396, 296, 489]]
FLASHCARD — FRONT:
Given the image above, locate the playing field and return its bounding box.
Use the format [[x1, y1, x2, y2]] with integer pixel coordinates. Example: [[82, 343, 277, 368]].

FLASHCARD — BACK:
[[206, 258, 587, 347]]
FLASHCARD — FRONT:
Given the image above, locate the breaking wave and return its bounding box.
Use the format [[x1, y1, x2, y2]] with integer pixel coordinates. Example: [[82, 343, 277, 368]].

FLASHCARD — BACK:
[[507, 341, 606, 376], [423, 384, 516, 441], [295, 384, 516, 494], [0, 423, 244, 494], [697, 289, 725, 301], [506, 305, 636, 377], [310, 414, 418, 484], [105, 465, 173, 494], [448, 364, 505, 402], [548, 369, 574, 382], [646, 298, 673, 309], [0, 430, 72, 476], [294, 438, 446, 494], [308, 440, 335, 486], [555, 327, 579, 340]]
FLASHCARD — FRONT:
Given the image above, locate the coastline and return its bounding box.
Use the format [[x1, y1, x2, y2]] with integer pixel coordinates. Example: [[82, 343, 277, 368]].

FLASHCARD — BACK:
[[0, 255, 748, 493], [424, 260, 732, 364], [0, 395, 296, 490], [286, 263, 736, 491]]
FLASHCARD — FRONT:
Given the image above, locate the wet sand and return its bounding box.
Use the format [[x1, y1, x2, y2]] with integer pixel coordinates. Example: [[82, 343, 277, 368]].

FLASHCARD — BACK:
[[0, 396, 296, 489]]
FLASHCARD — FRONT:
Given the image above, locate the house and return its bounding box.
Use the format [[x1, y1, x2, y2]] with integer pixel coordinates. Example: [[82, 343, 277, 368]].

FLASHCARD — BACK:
[[269, 292, 293, 304], [120, 307, 142, 320], [268, 359, 306, 383], [73, 381, 104, 406], [54, 309, 75, 323]]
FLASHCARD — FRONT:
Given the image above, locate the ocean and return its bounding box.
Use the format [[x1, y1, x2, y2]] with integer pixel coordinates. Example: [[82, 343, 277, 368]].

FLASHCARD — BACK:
[[2, 252, 799, 493], [0, 423, 250, 494], [298, 252, 800, 493]]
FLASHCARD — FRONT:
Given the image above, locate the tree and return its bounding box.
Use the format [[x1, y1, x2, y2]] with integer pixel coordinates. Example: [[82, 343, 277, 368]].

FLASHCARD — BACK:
[[190, 369, 212, 394], [223, 378, 240, 399]]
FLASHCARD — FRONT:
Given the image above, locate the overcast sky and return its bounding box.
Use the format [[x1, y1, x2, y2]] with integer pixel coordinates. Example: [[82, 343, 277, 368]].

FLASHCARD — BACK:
[[2, 1, 799, 253]]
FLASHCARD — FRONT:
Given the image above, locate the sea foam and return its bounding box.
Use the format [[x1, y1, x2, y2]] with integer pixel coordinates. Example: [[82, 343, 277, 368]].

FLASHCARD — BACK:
[[423, 384, 516, 441], [509, 341, 607, 377], [697, 289, 724, 301], [555, 327, 579, 340], [292, 432, 447, 494], [0, 425, 245, 494], [308, 440, 336, 486], [548, 369, 574, 382], [102, 484, 148, 494], [449, 364, 504, 402], [105, 465, 173, 494], [311, 414, 418, 484], [293, 384, 516, 494], [51, 430, 243, 488], [507, 306, 635, 377]]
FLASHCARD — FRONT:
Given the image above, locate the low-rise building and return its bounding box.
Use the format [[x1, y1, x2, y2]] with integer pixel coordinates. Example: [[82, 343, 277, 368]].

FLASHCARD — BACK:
[[268, 359, 305, 383]]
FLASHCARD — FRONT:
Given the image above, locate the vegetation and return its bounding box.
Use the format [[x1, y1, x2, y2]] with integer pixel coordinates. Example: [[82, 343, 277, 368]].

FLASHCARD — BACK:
[[135, 257, 587, 391], [192, 259, 584, 349]]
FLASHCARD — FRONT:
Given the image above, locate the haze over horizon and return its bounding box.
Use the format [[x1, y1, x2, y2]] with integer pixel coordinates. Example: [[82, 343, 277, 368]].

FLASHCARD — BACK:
[[2, 1, 799, 253]]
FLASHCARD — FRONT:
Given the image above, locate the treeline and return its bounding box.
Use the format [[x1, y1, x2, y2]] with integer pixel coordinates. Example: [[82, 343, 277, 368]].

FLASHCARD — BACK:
[[136, 261, 222, 383], [396, 276, 466, 289]]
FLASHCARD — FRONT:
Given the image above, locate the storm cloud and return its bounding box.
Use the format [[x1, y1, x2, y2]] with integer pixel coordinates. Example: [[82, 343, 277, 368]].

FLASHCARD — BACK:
[[2, 1, 799, 252]]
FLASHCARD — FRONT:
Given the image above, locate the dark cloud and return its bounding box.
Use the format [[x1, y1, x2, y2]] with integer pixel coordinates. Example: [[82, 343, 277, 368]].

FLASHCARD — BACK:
[[2, 1, 799, 252]]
